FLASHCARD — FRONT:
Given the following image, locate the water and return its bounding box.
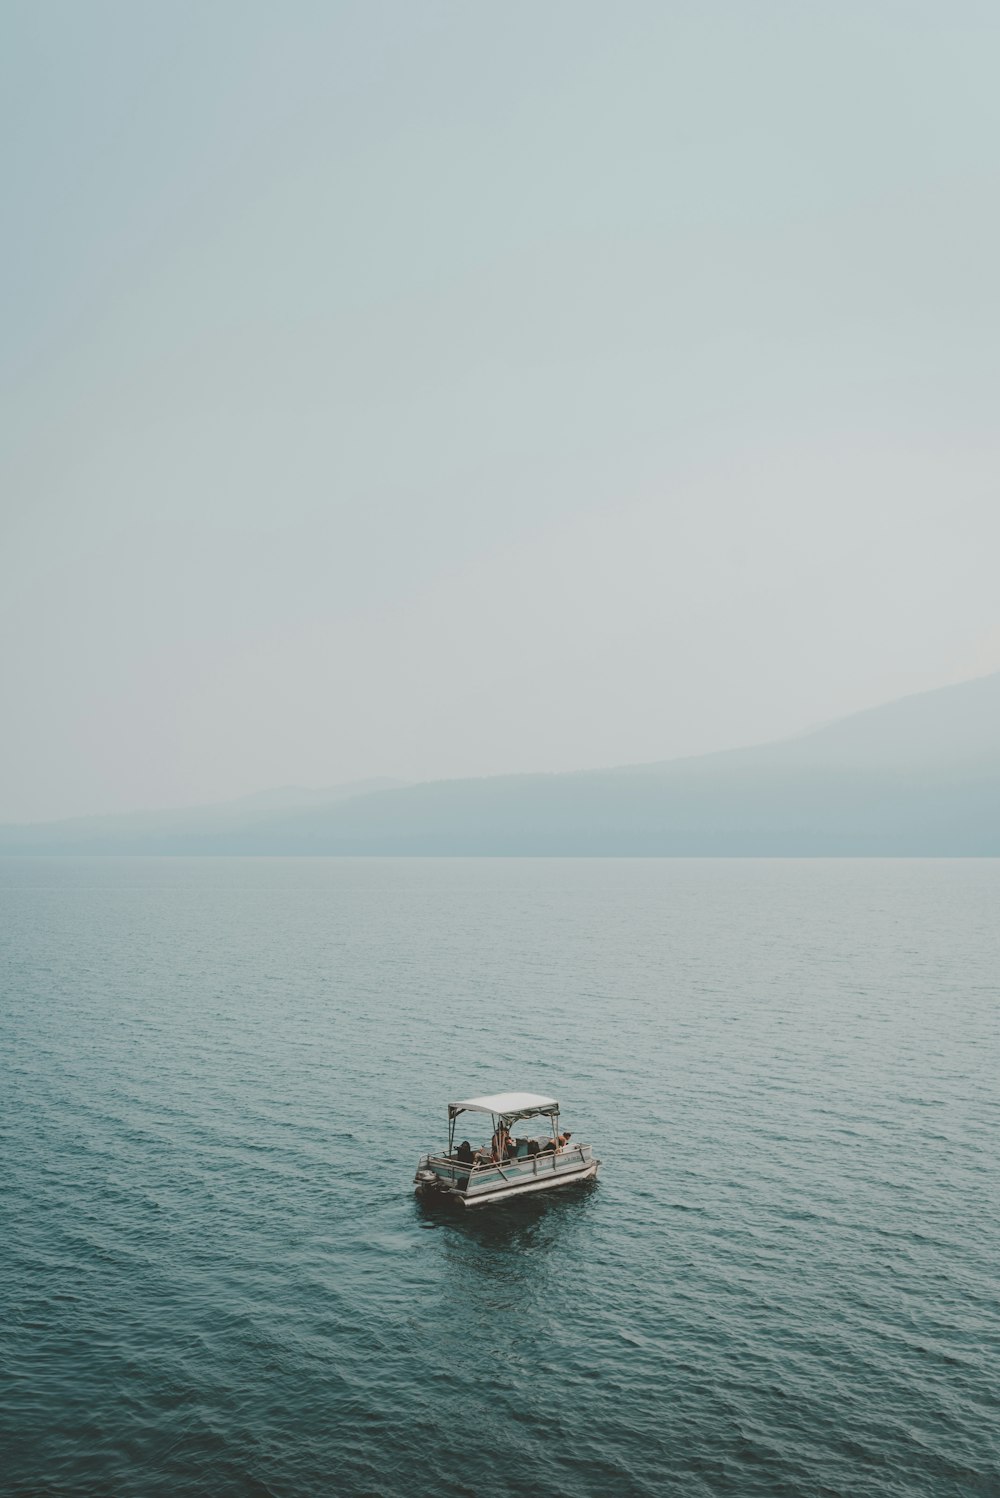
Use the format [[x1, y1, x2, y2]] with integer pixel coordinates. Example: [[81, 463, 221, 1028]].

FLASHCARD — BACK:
[[1, 857, 998, 1498]]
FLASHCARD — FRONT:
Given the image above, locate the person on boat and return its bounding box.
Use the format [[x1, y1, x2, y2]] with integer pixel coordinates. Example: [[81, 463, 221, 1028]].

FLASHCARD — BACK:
[[455, 1140, 474, 1164], [491, 1123, 514, 1161], [556, 1131, 572, 1150]]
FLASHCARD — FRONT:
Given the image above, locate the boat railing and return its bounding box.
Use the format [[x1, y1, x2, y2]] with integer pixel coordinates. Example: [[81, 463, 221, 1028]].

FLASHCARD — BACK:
[[425, 1145, 588, 1173]]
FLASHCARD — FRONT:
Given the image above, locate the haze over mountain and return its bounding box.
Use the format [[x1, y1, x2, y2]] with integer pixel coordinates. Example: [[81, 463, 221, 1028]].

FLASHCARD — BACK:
[[0, 780, 406, 854], [4, 673, 999, 856]]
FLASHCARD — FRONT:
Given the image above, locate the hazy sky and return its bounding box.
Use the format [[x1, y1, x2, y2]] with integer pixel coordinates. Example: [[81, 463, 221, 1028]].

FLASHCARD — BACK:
[[3, 1, 1000, 821]]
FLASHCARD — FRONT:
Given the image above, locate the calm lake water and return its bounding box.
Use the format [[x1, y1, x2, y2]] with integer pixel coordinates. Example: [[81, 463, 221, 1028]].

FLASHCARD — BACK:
[[2, 857, 998, 1497]]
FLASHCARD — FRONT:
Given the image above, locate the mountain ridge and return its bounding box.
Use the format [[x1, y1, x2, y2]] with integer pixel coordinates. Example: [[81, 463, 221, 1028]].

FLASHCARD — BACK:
[[3, 672, 999, 855]]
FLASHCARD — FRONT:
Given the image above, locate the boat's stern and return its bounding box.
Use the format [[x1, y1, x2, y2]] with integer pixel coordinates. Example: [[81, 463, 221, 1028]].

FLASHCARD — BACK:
[[413, 1153, 471, 1197]]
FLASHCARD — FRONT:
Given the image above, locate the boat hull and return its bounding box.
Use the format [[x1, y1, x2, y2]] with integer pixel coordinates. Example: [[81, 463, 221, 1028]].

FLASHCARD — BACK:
[[415, 1143, 600, 1207], [456, 1158, 599, 1206]]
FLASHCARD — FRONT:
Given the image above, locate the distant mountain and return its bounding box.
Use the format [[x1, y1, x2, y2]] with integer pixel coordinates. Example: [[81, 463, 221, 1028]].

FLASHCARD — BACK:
[[4, 674, 1000, 855], [715, 668, 1000, 772], [0, 779, 407, 854]]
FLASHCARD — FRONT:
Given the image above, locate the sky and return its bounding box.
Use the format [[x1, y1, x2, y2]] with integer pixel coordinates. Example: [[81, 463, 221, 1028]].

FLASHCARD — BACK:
[[2, 0, 1000, 822]]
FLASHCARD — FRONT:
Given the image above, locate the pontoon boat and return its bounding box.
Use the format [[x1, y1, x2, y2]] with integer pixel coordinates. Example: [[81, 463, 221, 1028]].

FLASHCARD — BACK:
[[414, 1091, 600, 1207]]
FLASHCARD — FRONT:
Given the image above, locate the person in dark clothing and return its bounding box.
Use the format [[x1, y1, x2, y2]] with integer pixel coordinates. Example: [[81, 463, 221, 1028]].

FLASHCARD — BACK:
[[456, 1140, 473, 1164]]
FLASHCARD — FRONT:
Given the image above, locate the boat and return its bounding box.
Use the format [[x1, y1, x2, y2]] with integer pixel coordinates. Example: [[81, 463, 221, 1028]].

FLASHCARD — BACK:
[[413, 1091, 600, 1207]]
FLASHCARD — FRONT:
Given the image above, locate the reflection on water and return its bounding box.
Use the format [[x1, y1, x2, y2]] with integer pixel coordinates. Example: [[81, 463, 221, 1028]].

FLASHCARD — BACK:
[[416, 1183, 601, 1325], [417, 1179, 599, 1244]]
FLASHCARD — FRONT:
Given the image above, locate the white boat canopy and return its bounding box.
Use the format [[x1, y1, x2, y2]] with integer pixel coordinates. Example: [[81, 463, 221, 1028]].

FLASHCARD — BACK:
[[449, 1092, 559, 1122]]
